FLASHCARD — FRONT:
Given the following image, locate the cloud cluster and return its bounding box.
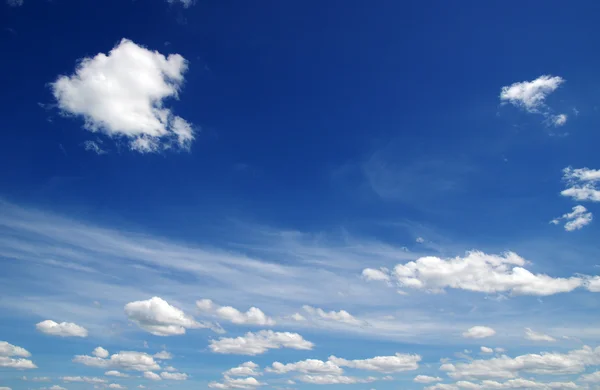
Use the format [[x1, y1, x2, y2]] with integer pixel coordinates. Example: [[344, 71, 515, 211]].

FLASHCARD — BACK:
[[524, 328, 556, 342], [302, 305, 363, 326], [51, 39, 193, 153], [551, 205, 593, 231], [125, 297, 213, 336], [224, 362, 262, 377], [73, 348, 160, 372], [363, 251, 584, 296], [209, 330, 314, 355], [500, 75, 567, 126], [196, 299, 275, 326], [462, 326, 496, 339], [209, 376, 263, 389], [36, 320, 88, 337], [426, 379, 578, 390], [0, 341, 36, 369], [561, 167, 600, 202]]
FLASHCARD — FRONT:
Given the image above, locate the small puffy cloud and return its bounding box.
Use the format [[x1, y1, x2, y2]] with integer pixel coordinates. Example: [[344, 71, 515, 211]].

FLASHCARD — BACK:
[[416, 237, 425, 243], [524, 328, 556, 342], [463, 326, 496, 339], [160, 372, 188, 380], [290, 313, 306, 321], [414, 375, 442, 383], [196, 299, 275, 326], [208, 376, 263, 389], [153, 351, 172, 360], [73, 350, 160, 372], [551, 114, 568, 127], [125, 297, 206, 336], [500, 75, 564, 113], [51, 39, 194, 153], [302, 305, 363, 326], [0, 356, 37, 369], [0, 341, 31, 357], [580, 370, 600, 382], [209, 330, 314, 355], [163, 366, 177, 372], [36, 320, 88, 337], [105, 371, 128, 378], [21, 377, 50, 382], [108, 384, 126, 389], [363, 251, 583, 296], [440, 345, 600, 380], [361, 268, 390, 283], [267, 359, 343, 375], [297, 375, 376, 385], [143, 371, 161, 381], [61, 376, 106, 384], [224, 362, 261, 377], [551, 205, 592, 231], [93, 347, 109, 359], [561, 167, 600, 202], [329, 353, 421, 373], [480, 347, 493, 354]]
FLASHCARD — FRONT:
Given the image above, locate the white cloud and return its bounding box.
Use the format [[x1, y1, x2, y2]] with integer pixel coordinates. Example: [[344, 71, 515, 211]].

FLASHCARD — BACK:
[[361, 268, 390, 283], [267, 359, 343, 375], [36, 320, 88, 337], [42, 386, 67, 390], [83, 140, 107, 155], [416, 237, 425, 243], [224, 362, 261, 377], [414, 375, 442, 383], [160, 372, 188, 380], [6, 0, 23, 6], [93, 347, 109, 359], [167, 0, 194, 7], [208, 376, 263, 389], [105, 371, 128, 378], [561, 167, 600, 202], [124, 297, 207, 336], [551, 205, 593, 231], [440, 345, 600, 380], [500, 75, 564, 113], [143, 371, 161, 381], [290, 313, 306, 321], [329, 353, 421, 373], [108, 384, 126, 389], [480, 347, 493, 354], [163, 366, 177, 372], [153, 351, 172, 360], [463, 326, 496, 339], [0, 341, 31, 357], [196, 299, 275, 326], [302, 305, 362, 326], [209, 330, 313, 355], [427, 379, 578, 390], [21, 377, 50, 382], [0, 341, 36, 369], [524, 328, 556, 342], [551, 114, 568, 126], [297, 375, 377, 385], [61, 376, 106, 384], [0, 387, 11, 390], [73, 350, 160, 372], [580, 370, 600, 382], [364, 251, 584, 296], [51, 39, 194, 153]]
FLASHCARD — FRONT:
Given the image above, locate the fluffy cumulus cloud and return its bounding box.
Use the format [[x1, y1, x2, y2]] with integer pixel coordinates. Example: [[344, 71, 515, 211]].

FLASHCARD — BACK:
[[73, 349, 160, 372], [363, 251, 584, 296], [105, 371, 128, 378], [580, 370, 600, 382], [209, 330, 314, 355], [36, 320, 88, 337], [61, 376, 106, 384], [267, 359, 343, 375], [196, 299, 275, 326], [0, 341, 37, 369], [500, 75, 567, 125], [93, 347, 109, 359], [480, 347, 494, 354], [414, 375, 442, 383], [561, 167, 600, 202], [224, 362, 262, 377], [463, 326, 496, 339], [124, 297, 209, 336], [426, 379, 578, 390], [160, 371, 188, 380], [329, 353, 421, 373], [551, 205, 593, 231], [302, 305, 363, 326], [524, 328, 556, 342], [153, 351, 172, 360], [51, 39, 194, 153], [297, 375, 378, 385], [440, 345, 600, 380], [208, 376, 263, 389], [143, 371, 161, 381]]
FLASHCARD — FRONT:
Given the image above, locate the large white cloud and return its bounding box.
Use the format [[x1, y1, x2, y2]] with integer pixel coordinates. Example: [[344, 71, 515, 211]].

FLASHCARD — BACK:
[[440, 345, 600, 380], [551, 205, 593, 231], [500, 75, 564, 113], [36, 320, 88, 337], [561, 167, 600, 202], [463, 326, 496, 339], [73, 350, 160, 372], [267, 359, 343, 375], [329, 353, 420, 373], [363, 251, 584, 296], [302, 305, 363, 326], [196, 299, 275, 326], [224, 362, 261, 377], [426, 379, 577, 390], [524, 328, 556, 342], [414, 375, 442, 383], [0, 341, 31, 357], [124, 297, 209, 336], [209, 330, 314, 355], [208, 376, 263, 389], [51, 39, 194, 153], [0, 341, 36, 369]]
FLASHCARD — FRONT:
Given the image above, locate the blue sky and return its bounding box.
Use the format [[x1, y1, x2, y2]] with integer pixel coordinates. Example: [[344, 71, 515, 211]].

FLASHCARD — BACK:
[[2, 0, 600, 389]]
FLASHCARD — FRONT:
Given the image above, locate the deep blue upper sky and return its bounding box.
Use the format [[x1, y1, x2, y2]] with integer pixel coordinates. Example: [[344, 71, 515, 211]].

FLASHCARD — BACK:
[[1, 1, 600, 390]]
